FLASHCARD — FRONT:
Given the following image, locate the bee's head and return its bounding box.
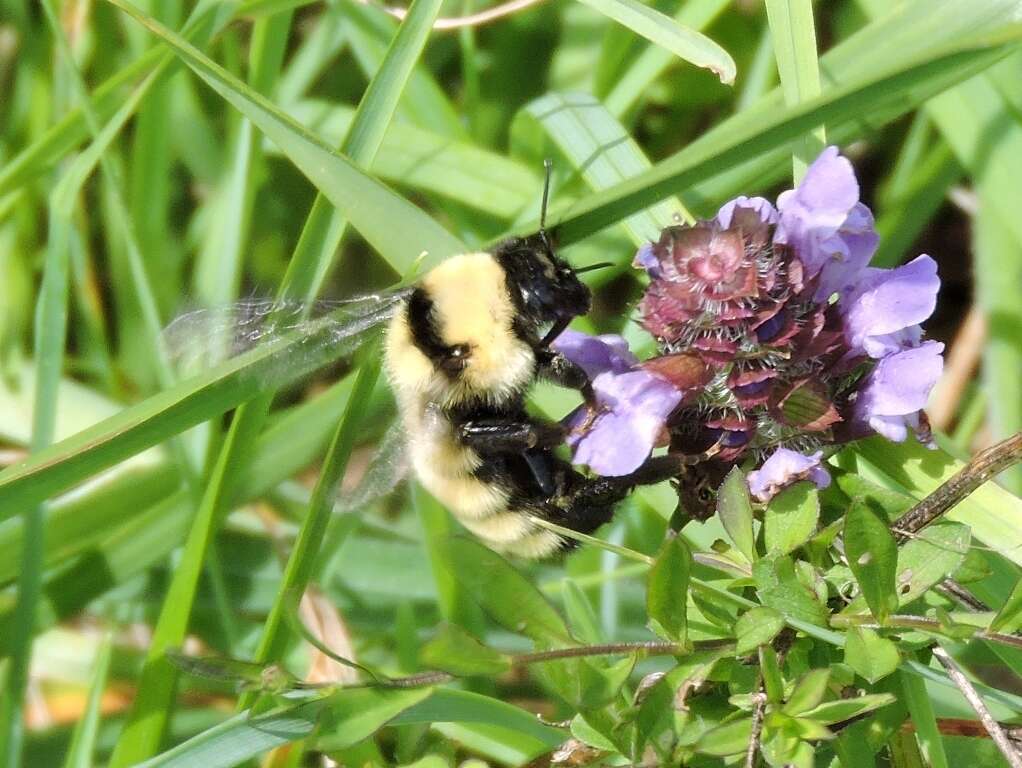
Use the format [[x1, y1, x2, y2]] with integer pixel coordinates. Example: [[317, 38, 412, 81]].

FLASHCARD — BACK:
[[494, 234, 591, 339]]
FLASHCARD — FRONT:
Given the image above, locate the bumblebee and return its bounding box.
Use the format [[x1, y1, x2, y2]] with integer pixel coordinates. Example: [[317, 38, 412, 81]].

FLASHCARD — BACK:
[[385, 170, 677, 557]]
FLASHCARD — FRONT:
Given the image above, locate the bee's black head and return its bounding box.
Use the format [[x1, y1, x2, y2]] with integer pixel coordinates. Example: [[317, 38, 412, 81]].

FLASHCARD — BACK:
[[494, 233, 591, 343]]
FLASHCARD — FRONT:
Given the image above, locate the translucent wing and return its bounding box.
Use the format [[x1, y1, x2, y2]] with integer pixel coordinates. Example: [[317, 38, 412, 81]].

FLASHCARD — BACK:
[[336, 420, 410, 513], [162, 293, 410, 378]]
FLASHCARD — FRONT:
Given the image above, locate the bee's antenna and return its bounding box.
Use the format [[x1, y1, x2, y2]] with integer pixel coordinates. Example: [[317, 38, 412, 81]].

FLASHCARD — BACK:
[[540, 158, 553, 250]]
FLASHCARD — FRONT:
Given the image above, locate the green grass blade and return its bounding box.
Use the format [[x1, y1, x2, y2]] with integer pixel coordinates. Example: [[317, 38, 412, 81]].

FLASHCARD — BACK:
[[278, 0, 449, 300], [242, 345, 382, 703], [103, 0, 464, 272], [899, 669, 950, 768], [576, 0, 735, 85], [0, 303, 391, 519], [855, 437, 1022, 568], [541, 30, 1019, 247], [523, 91, 687, 246], [765, 0, 825, 181], [603, 0, 731, 118], [974, 194, 1022, 495], [62, 632, 114, 768]]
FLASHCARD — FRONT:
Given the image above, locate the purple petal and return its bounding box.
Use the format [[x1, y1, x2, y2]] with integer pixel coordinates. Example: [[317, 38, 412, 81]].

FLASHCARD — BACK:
[[716, 196, 778, 228], [853, 341, 944, 442], [633, 243, 660, 277], [775, 147, 877, 286], [552, 329, 638, 379], [568, 370, 683, 476], [747, 448, 832, 503], [842, 255, 940, 357]]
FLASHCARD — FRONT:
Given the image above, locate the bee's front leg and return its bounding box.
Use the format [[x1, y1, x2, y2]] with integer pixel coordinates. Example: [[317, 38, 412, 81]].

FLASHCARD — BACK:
[[534, 349, 601, 431]]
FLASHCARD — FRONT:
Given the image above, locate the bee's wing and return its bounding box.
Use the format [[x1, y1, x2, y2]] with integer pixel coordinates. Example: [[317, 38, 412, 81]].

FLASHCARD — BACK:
[[336, 420, 410, 513], [161, 293, 409, 378]]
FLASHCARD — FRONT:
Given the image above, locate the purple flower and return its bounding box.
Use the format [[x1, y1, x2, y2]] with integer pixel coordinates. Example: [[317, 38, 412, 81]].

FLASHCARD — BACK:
[[567, 369, 684, 475], [633, 243, 660, 277], [841, 255, 940, 358], [747, 448, 831, 502], [716, 195, 777, 228], [774, 147, 879, 302], [554, 331, 686, 476], [551, 328, 637, 379], [853, 341, 944, 443]]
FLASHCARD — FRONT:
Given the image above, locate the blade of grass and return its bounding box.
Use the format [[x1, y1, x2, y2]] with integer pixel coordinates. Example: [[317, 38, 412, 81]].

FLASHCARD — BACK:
[[194, 12, 292, 307], [540, 28, 1020, 247], [576, 0, 735, 85], [107, 0, 449, 758], [104, 0, 464, 272], [62, 632, 114, 768], [974, 190, 1022, 496], [523, 91, 688, 246], [764, 0, 825, 182], [0, 0, 237, 197], [602, 0, 732, 118], [855, 437, 1022, 568], [899, 669, 950, 768], [240, 343, 382, 707]]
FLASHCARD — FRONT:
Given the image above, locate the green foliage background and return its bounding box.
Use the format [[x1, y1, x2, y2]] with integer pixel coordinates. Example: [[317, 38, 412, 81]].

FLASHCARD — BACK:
[[1, 0, 1022, 765]]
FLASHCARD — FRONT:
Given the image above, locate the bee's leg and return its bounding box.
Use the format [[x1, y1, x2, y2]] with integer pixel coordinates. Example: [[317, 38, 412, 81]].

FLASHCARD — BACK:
[[457, 418, 568, 454], [535, 349, 591, 396], [550, 455, 683, 534], [534, 349, 601, 430]]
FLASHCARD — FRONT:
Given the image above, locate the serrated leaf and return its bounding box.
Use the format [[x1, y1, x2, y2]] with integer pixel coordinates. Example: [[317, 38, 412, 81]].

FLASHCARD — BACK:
[[420, 625, 511, 677], [717, 467, 757, 563], [844, 499, 898, 623], [764, 482, 820, 556], [647, 536, 691, 644], [844, 627, 900, 684], [753, 554, 829, 627], [734, 606, 785, 655]]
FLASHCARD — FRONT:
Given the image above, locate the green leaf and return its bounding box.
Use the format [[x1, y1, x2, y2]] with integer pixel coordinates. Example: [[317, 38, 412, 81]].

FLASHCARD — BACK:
[[784, 668, 830, 716], [575, 0, 735, 84], [760, 645, 785, 704], [695, 716, 753, 757], [764, 482, 819, 556], [103, 0, 464, 273], [420, 625, 512, 677], [440, 537, 572, 644], [317, 687, 435, 749], [844, 627, 900, 684], [844, 499, 898, 623], [990, 577, 1022, 634], [855, 437, 1022, 568], [717, 467, 757, 563], [646, 536, 691, 644], [898, 669, 950, 768], [764, 0, 825, 180], [753, 554, 829, 627], [799, 693, 897, 725], [521, 91, 682, 246], [544, 6, 1022, 247], [734, 606, 785, 655]]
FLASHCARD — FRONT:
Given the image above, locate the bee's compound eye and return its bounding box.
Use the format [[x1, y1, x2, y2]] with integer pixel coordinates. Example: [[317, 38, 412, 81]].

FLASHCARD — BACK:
[[439, 344, 471, 374]]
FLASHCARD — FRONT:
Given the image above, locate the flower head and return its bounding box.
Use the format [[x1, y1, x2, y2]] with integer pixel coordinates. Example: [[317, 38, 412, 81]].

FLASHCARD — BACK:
[[564, 147, 944, 503]]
